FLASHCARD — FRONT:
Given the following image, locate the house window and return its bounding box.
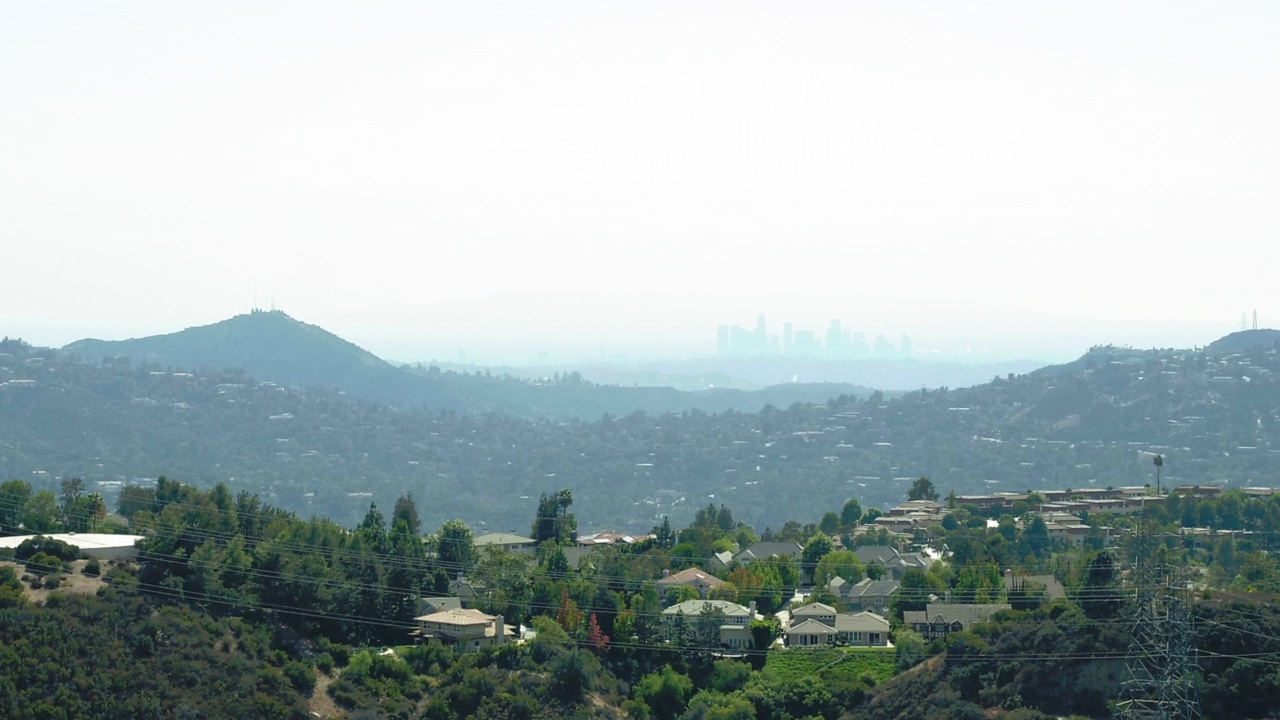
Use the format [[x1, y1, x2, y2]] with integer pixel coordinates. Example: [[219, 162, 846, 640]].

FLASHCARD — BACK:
[[869, 633, 881, 645], [850, 632, 863, 642], [875, 597, 883, 604]]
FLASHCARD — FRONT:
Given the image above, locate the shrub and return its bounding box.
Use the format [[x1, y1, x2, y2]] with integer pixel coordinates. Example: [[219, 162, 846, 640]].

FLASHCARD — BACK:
[[25, 551, 64, 576], [406, 642, 456, 676], [15, 536, 80, 563], [83, 558, 101, 576], [282, 661, 316, 695], [42, 573, 63, 590], [315, 652, 334, 675]]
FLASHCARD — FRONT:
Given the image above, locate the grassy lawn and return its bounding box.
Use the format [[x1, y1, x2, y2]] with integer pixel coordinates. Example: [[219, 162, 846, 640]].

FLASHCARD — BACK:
[[764, 646, 897, 686]]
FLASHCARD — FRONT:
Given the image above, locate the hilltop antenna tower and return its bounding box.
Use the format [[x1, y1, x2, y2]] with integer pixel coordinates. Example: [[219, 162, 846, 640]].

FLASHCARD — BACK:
[[1253, 309, 1258, 330], [1115, 523, 1201, 720]]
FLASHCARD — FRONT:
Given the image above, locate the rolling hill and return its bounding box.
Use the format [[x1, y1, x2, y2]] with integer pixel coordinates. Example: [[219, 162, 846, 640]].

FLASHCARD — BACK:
[[60, 311, 880, 418]]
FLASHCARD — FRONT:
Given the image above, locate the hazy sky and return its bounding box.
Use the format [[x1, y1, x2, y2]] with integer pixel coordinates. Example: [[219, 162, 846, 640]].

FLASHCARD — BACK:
[[3, 2, 1276, 363]]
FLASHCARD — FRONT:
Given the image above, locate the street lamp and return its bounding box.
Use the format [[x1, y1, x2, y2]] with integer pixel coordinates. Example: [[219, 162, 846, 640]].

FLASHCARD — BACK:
[[1153, 454, 1163, 494]]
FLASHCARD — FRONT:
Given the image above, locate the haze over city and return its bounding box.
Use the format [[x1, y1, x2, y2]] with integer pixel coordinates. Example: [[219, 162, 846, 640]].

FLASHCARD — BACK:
[[3, 2, 1276, 364]]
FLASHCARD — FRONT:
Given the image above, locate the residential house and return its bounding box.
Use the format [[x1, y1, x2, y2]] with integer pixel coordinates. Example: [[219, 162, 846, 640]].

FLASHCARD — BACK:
[[829, 577, 899, 614], [662, 599, 757, 650], [707, 550, 735, 571], [732, 541, 804, 564], [449, 575, 479, 601], [473, 532, 537, 552], [790, 602, 839, 628], [854, 546, 934, 581], [411, 608, 514, 653], [417, 596, 462, 615], [786, 608, 890, 648], [903, 603, 1011, 642], [1002, 569, 1065, 600], [657, 567, 725, 599]]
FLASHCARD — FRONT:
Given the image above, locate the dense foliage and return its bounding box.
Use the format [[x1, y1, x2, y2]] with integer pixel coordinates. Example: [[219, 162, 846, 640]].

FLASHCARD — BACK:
[[0, 580, 310, 719]]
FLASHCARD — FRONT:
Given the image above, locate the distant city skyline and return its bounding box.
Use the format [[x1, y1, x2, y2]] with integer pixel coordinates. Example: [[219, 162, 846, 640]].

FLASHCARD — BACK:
[[716, 315, 912, 360]]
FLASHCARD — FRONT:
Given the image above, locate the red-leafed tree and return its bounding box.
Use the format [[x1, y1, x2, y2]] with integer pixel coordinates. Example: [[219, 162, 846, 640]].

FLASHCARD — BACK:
[[556, 588, 583, 635], [588, 612, 610, 654]]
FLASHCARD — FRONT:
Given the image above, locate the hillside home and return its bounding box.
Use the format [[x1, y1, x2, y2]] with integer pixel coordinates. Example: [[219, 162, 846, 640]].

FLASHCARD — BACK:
[[411, 608, 514, 653], [1001, 569, 1065, 599], [786, 608, 890, 648], [416, 596, 462, 615], [854, 546, 934, 581], [657, 567, 725, 599], [903, 603, 1011, 642], [829, 577, 899, 613], [706, 551, 735, 571], [732, 541, 804, 564], [662, 599, 757, 649], [473, 532, 537, 552], [790, 602, 839, 628]]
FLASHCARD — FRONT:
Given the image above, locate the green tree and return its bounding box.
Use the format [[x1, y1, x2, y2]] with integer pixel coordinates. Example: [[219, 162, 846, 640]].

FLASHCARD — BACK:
[[1080, 551, 1122, 619], [908, 476, 939, 502], [749, 617, 780, 652], [840, 498, 863, 527], [653, 516, 676, 550], [635, 665, 694, 719], [21, 491, 60, 533], [801, 533, 834, 581], [0, 479, 33, 532], [532, 489, 578, 544], [392, 493, 420, 536], [892, 568, 945, 620], [58, 477, 85, 518], [814, 549, 865, 587], [435, 519, 475, 578], [894, 627, 927, 671], [1024, 516, 1051, 558], [819, 512, 840, 535]]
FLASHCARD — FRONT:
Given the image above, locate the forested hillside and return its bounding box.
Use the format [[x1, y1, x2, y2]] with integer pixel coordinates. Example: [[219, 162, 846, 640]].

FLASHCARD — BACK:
[[6, 479, 1280, 718], [4, 333, 1280, 532]]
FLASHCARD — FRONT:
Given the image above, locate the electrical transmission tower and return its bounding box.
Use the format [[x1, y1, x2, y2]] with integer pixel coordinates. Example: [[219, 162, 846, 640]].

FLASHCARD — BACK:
[[1115, 526, 1200, 720]]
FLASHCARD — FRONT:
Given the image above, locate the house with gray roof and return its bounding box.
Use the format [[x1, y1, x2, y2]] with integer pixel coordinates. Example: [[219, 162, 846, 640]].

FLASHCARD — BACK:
[[790, 602, 838, 627], [829, 577, 899, 614], [707, 550, 735, 570], [473, 532, 537, 552], [854, 545, 934, 580], [733, 541, 804, 564], [903, 603, 1011, 641], [417, 596, 462, 615], [1002, 569, 1065, 600], [786, 609, 890, 647], [662, 599, 758, 649]]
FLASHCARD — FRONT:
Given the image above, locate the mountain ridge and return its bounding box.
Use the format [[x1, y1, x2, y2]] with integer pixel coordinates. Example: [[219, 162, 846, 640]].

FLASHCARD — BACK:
[[6, 326, 1280, 532], [58, 310, 883, 418]]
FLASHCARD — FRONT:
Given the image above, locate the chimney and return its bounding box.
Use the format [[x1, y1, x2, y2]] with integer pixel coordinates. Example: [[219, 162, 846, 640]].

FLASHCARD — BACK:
[[1004, 568, 1013, 582], [495, 615, 505, 645], [749, 600, 757, 618], [662, 569, 670, 578]]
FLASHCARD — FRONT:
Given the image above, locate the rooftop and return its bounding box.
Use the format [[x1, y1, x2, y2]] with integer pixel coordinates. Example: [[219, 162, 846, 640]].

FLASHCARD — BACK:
[[0, 533, 144, 551]]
